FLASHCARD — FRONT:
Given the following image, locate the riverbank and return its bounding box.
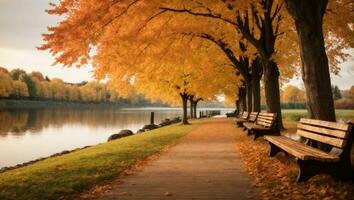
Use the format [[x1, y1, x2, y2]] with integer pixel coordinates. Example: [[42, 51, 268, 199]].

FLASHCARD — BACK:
[[0, 123, 196, 200]]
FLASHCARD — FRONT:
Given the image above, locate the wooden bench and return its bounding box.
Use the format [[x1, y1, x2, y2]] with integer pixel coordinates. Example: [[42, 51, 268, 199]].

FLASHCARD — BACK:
[[265, 118, 353, 182], [240, 112, 258, 130], [235, 111, 249, 127], [243, 112, 277, 139], [226, 110, 237, 118]]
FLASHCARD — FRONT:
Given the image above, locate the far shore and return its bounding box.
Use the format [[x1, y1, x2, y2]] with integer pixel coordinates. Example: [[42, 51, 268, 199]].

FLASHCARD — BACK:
[[0, 99, 232, 110], [0, 99, 168, 110]]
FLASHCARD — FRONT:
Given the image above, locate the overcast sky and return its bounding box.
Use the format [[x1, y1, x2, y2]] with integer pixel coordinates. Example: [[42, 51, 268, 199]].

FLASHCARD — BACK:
[[0, 0, 353, 88], [0, 0, 92, 83]]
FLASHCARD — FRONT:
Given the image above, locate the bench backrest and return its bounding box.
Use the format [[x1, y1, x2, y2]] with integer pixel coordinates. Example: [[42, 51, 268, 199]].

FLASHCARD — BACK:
[[255, 112, 276, 128], [249, 112, 259, 122], [240, 111, 249, 119], [297, 118, 352, 149]]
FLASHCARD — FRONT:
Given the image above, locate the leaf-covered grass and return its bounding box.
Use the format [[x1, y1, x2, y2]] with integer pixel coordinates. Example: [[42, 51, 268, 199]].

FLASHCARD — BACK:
[[282, 109, 354, 122], [234, 121, 354, 200], [0, 123, 196, 200]]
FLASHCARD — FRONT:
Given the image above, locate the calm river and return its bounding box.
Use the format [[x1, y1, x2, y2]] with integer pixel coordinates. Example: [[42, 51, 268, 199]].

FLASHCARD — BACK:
[[0, 107, 231, 168]]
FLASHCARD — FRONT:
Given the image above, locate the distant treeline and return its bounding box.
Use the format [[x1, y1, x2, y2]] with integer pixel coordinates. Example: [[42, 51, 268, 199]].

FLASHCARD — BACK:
[[0, 67, 167, 106], [260, 85, 354, 109]]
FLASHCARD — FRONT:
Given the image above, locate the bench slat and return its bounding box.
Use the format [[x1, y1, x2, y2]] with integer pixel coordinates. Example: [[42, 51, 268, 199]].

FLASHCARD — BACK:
[[257, 118, 273, 124], [243, 122, 255, 129], [266, 136, 322, 156], [241, 112, 249, 119], [297, 130, 346, 148], [297, 124, 348, 139], [243, 122, 267, 130], [249, 112, 258, 121], [265, 136, 339, 162], [257, 121, 272, 127], [259, 116, 275, 121], [254, 112, 276, 128], [260, 113, 276, 117], [300, 118, 350, 131]]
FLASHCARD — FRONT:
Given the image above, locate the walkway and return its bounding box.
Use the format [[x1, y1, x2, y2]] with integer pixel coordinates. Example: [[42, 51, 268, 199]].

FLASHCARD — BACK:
[[95, 119, 260, 200]]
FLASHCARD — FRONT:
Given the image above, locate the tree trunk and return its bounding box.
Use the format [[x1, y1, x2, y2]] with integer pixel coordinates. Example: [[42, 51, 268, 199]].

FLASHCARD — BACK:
[[246, 80, 253, 112], [236, 99, 241, 116], [240, 87, 247, 112], [189, 97, 194, 119], [252, 77, 261, 112], [263, 60, 283, 131], [252, 59, 262, 112], [284, 0, 335, 121], [181, 94, 189, 125], [191, 98, 201, 118]]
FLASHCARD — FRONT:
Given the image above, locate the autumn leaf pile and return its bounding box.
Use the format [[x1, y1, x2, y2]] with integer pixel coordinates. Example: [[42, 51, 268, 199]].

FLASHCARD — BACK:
[[234, 131, 354, 200]]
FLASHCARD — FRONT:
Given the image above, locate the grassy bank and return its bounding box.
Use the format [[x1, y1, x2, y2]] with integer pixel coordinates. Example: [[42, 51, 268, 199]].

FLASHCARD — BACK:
[[0, 124, 196, 200], [281, 109, 354, 122]]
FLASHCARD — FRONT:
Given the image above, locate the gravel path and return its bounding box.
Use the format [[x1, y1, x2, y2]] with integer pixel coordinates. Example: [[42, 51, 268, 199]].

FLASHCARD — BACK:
[[95, 119, 260, 200]]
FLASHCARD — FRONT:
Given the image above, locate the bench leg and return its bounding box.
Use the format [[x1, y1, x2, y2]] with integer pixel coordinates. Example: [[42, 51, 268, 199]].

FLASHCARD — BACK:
[[296, 159, 353, 183], [268, 143, 283, 157], [296, 160, 315, 182], [236, 122, 244, 127], [253, 131, 261, 140]]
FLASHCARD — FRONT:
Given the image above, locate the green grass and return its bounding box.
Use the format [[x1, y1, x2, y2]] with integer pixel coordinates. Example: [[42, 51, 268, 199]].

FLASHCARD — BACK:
[[281, 109, 354, 122], [0, 123, 196, 200]]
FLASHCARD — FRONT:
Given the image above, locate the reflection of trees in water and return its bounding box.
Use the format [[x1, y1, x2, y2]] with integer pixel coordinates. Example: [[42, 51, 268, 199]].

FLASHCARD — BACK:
[[0, 109, 181, 137], [0, 111, 29, 135]]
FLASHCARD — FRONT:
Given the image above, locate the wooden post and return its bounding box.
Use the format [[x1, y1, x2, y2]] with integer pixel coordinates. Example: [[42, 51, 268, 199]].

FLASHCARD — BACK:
[[150, 112, 154, 124]]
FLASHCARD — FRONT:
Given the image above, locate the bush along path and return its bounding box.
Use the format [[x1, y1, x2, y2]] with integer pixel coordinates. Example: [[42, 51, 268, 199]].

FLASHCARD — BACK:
[[84, 118, 260, 200]]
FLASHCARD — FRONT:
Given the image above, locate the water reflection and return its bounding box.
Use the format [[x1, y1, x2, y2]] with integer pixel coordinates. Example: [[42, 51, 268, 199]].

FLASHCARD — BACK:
[[0, 108, 182, 137], [0, 108, 184, 168]]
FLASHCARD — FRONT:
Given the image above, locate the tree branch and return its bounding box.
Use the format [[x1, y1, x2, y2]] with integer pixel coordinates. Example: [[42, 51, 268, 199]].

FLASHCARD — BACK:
[[198, 33, 249, 80], [159, 7, 237, 27]]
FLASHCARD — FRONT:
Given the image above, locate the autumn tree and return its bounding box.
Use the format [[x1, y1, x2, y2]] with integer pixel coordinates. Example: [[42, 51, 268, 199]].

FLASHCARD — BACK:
[[30, 71, 45, 82], [0, 67, 9, 73], [10, 69, 26, 80], [129, 39, 241, 124], [0, 71, 13, 98], [11, 80, 29, 98], [283, 0, 353, 121], [159, 0, 352, 125], [38, 0, 352, 127], [281, 85, 306, 103], [159, 0, 301, 129], [38, 1, 243, 124]]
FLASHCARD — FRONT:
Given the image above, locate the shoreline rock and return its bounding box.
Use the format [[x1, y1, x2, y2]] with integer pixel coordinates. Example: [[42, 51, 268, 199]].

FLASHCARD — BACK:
[[107, 129, 134, 141]]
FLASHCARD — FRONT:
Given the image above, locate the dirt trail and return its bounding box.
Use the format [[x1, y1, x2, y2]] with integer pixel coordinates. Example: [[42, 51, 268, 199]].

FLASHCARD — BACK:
[[95, 119, 260, 200]]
